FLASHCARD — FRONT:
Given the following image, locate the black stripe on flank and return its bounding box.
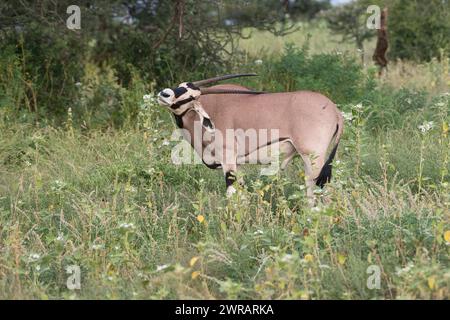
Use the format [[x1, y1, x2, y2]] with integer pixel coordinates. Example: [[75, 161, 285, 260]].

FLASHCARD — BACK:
[[241, 137, 290, 157], [172, 96, 195, 109]]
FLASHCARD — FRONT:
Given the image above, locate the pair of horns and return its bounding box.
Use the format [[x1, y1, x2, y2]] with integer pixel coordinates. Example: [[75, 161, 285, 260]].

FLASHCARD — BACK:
[[193, 73, 265, 95]]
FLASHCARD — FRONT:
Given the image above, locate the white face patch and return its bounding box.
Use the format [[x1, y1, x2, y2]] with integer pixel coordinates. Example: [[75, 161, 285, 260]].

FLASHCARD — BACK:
[[157, 82, 202, 115], [157, 83, 214, 132]]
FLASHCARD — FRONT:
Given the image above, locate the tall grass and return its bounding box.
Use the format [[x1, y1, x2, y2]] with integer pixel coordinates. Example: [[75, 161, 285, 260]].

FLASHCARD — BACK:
[[0, 90, 449, 299]]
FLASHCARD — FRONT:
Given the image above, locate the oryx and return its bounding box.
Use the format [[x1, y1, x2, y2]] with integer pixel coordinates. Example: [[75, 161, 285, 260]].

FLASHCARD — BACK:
[[157, 74, 343, 202]]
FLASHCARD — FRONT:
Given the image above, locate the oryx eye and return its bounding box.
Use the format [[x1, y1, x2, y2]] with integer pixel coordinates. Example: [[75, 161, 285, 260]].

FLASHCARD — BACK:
[[173, 87, 188, 98]]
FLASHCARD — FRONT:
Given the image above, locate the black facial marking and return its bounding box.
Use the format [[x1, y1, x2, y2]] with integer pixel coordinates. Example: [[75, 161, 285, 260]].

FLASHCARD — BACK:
[[225, 171, 236, 188], [172, 96, 195, 109], [186, 82, 200, 91], [202, 117, 214, 130], [172, 108, 192, 128], [173, 114, 184, 128], [173, 87, 188, 98]]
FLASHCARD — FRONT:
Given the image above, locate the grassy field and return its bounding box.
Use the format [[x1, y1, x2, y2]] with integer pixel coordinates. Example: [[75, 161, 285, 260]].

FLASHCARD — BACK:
[[0, 23, 450, 299]]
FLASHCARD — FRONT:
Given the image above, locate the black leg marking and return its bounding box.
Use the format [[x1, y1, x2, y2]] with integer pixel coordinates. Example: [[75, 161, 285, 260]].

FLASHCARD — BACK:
[[225, 171, 236, 188]]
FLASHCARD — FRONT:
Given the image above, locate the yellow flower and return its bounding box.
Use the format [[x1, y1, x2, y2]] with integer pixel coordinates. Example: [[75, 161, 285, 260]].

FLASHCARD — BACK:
[[197, 215, 205, 223], [191, 271, 200, 280], [300, 291, 309, 300], [337, 253, 347, 265], [444, 230, 450, 243], [428, 276, 436, 290], [189, 256, 199, 267], [442, 122, 449, 137], [304, 254, 314, 263]]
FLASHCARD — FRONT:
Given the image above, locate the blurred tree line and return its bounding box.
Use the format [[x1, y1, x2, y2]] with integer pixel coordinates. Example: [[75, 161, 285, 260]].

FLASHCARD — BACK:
[[0, 0, 448, 124], [0, 0, 329, 120], [323, 0, 449, 61]]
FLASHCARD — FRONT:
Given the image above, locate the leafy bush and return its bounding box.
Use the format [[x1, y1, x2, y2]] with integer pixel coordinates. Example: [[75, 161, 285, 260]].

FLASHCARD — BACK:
[[253, 44, 374, 104], [388, 0, 450, 62]]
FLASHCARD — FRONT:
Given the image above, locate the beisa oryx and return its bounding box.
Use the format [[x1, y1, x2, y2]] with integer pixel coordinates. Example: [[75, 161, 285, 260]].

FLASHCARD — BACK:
[[157, 74, 344, 202]]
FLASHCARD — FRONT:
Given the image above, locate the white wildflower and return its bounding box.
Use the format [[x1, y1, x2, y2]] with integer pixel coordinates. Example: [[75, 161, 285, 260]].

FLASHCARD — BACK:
[[51, 180, 66, 191], [29, 253, 40, 262], [281, 254, 293, 262], [253, 230, 264, 235], [119, 222, 135, 230], [418, 121, 434, 133], [395, 262, 414, 276], [143, 94, 153, 102], [91, 244, 104, 251], [342, 112, 353, 122], [254, 59, 263, 65], [354, 103, 363, 110], [156, 264, 170, 272]]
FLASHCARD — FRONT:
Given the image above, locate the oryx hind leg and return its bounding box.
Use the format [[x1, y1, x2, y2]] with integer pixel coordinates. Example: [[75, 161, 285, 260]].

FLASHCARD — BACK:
[[300, 152, 326, 206], [280, 141, 297, 170]]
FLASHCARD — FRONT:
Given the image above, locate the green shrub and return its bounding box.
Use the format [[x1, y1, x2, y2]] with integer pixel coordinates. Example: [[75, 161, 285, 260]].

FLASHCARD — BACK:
[[389, 0, 450, 62], [251, 44, 374, 104]]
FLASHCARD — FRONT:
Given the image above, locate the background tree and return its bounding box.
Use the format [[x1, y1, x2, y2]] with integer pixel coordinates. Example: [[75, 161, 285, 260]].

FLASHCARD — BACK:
[[388, 0, 450, 61], [0, 0, 333, 118], [322, 1, 375, 62]]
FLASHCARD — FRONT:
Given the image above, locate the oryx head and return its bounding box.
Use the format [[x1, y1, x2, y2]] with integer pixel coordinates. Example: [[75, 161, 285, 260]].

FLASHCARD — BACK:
[[157, 73, 263, 115]]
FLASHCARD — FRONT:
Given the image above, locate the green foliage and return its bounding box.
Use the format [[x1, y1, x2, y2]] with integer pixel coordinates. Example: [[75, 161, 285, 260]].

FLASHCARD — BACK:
[[253, 44, 373, 104], [0, 47, 26, 114], [388, 0, 450, 61]]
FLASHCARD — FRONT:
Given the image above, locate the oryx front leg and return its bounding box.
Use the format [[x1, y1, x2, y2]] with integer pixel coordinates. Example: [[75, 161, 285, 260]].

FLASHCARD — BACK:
[[223, 163, 238, 197], [220, 146, 238, 197]]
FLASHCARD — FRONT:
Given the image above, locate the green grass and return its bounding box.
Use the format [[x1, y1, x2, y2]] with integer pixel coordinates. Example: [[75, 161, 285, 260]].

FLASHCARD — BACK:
[[237, 20, 375, 60], [0, 93, 449, 299]]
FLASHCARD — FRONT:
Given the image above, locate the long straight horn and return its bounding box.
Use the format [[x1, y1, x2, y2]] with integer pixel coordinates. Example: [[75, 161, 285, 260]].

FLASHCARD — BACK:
[[200, 88, 266, 95], [192, 73, 258, 87]]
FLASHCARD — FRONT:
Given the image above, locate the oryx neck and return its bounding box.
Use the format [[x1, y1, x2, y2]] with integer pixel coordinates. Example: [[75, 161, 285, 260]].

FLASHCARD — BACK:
[[173, 108, 194, 128]]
